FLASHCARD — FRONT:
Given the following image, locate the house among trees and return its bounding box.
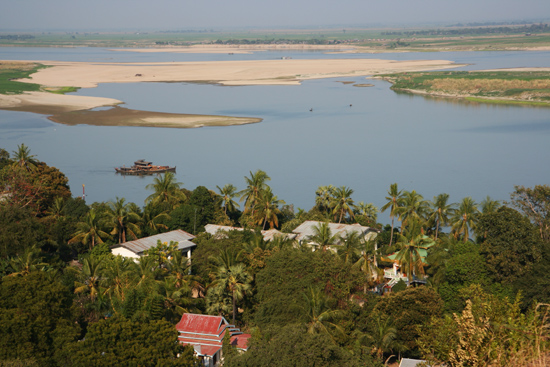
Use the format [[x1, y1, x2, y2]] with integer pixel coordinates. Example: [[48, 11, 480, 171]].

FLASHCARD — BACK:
[[176, 313, 250, 367], [292, 220, 378, 250], [110, 229, 196, 260], [204, 224, 297, 241]]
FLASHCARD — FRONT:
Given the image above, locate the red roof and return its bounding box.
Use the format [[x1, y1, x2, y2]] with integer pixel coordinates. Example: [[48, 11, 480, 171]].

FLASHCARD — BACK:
[[176, 313, 227, 336], [230, 333, 251, 351], [176, 313, 250, 357]]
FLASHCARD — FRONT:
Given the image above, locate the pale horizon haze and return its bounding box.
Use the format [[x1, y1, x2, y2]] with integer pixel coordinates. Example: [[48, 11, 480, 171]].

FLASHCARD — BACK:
[[2, 0, 550, 32]]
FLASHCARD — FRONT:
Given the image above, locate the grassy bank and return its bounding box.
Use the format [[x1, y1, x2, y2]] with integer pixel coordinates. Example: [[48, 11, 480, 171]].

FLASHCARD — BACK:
[[0, 61, 44, 94], [379, 70, 550, 106], [0, 62, 79, 95]]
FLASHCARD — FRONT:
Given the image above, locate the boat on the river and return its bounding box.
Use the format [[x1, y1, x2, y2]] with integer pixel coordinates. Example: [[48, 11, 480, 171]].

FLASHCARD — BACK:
[[115, 159, 176, 175]]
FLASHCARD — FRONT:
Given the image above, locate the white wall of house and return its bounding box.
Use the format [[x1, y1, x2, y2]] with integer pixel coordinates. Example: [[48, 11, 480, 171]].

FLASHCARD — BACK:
[[111, 247, 140, 259]]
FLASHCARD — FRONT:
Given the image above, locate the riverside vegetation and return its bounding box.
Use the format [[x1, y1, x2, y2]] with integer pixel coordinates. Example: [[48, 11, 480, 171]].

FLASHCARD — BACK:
[[380, 70, 550, 107], [1, 145, 550, 366]]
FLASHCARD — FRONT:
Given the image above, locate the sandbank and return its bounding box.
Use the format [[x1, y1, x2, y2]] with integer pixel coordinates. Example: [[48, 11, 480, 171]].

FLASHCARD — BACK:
[[2, 58, 464, 128]]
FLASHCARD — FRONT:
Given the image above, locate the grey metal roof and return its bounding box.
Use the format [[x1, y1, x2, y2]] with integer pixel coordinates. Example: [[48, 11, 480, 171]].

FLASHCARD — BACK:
[[204, 224, 296, 242], [113, 229, 196, 255], [292, 220, 376, 243]]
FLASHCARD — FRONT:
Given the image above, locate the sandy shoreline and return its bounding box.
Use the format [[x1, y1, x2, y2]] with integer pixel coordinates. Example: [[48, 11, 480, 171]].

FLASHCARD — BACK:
[[1, 58, 464, 128]]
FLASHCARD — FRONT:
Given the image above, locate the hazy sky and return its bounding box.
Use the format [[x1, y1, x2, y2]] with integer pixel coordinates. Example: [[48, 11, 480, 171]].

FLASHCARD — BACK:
[[2, 0, 550, 31]]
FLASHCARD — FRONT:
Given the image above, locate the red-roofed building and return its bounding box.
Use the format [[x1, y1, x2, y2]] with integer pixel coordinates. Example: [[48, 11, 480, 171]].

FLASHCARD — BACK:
[[176, 313, 250, 366]]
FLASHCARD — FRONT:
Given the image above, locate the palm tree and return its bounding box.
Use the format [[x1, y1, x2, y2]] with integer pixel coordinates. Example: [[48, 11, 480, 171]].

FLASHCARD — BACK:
[[216, 183, 240, 215], [380, 183, 403, 247], [315, 185, 335, 215], [302, 287, 344, 340], [368, 313, 399, 360], [238, 170, 271, 215], [141, 206, 170, 235], [480, 195, 501, 214], [101, 255, 136, 302], [397, 190, 428, 232], [394, 220, 430, 283], [68, 209, 111, 249], [44, 197, 66, 222], [106, 197, 141, 244], [145, 172, 186, 209], [167, 251, 204, 297], [74, 255, 106, 301], [9, 246, 47, 276], [450, 197, 479, 242], [353, 239, 382, 293], [331, 186, 355, 223], [428, 193, 456, 240], [254, 186, 285, 230], [213, 263, 253, 324], [307, 222, 340, 251], [355, 201, 378, 223], [12, 143, 38, 171], [337, 231, 362, 265]]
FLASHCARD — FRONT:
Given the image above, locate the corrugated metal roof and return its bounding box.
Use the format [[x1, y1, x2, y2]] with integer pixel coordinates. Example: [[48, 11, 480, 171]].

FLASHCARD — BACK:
[[114, 229, 196, 255], [292, 220, 376, 244], [176, 313, 228, 336], [204, 224, 297, 242], [230, 333, 251, 351]]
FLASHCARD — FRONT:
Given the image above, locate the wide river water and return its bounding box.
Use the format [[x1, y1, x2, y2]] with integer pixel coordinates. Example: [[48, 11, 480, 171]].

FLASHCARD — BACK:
[[1, 47, 549, 224]]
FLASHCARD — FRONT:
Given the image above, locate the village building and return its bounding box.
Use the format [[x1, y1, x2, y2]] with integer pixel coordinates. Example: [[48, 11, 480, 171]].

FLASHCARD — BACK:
[[204, 224, 297, 242], [176, 313, 250, 367], [291, 220, 379, 250], [110, 229, 196, 260]]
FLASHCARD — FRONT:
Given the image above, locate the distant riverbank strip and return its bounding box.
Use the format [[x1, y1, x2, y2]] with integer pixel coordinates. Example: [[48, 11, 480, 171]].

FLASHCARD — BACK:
[[1, 58, 464, 128], [378, 69, 550, 107]]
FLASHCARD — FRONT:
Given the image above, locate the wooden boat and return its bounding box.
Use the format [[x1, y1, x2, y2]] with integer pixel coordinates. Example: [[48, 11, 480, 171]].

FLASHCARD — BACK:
[[115, 159, 176, 175]]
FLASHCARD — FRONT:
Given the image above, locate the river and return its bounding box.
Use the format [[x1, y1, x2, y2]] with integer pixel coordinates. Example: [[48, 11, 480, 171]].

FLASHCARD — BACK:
[[1, 47, 549, 223]]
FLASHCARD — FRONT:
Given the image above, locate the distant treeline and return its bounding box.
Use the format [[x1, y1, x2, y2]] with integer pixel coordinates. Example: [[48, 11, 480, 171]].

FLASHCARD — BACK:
[[211, 38, 343, 45], [382, 23, 549, 37], [0, 34, 35, 40]]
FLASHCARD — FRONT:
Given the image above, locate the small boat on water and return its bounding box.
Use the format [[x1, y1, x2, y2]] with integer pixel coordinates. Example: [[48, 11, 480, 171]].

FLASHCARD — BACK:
[[115, 159, 176, 175]]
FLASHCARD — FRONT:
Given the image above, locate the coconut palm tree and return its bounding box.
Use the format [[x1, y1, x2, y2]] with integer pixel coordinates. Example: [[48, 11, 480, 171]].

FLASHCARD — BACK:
[[238, 170, 271, 215], [74, 255, 106, 302], [106, 197, 141, 244], [337, 231, 362, 265], [307, 222, 340, 251], [9, 246, 47, 276], [353, 239, 382, 293], [302, 287, 344, 340], [141, 206, 170, 235], [428, 193, 456, 240], [397, 190, 429, 232], [12, 143, 38, 171], [450, 197, 479, 242], [331, 186, 355, 223], [68, 208, 111, 249], [167, 251, 204, 297], [480, 195, 501, 214], [254, 186, 285, 230], [368, 313, 399, 360], [145, 172, 186, 209], [394, 220, 430, 283], [213, 263, 253, 324], [101, 255, 136, 302], [380, 183, 403, 247], [216, 183, 240, 215]]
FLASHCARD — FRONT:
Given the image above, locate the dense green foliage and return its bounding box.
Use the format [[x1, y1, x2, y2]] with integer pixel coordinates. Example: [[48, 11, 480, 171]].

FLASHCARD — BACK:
[[2, 146, 550, 366]]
